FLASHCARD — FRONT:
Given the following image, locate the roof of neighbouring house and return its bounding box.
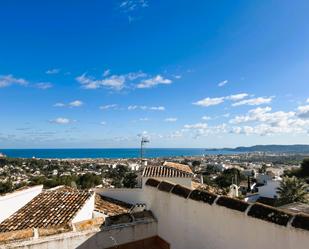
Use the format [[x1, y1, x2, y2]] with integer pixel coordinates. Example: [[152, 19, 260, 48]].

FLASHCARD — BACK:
[[142, 161, 193, 178], [279, 202, 309, 215], [94, 194, 132, 216], [0, 186, 92, 232]]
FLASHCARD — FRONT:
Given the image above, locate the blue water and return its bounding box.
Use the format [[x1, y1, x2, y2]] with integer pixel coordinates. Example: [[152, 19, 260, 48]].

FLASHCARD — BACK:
[[0, 148, 235, 159]]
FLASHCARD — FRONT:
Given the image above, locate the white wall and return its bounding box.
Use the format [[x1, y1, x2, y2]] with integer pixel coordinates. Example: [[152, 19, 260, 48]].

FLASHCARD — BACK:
[[140, 186, 309, 249], [95, 188, 144, 204], [98, 185, 309, 249], [72, 194, 95, 223], [2, 222, 157, 249], [0, 185, 43, 223], [258, 179, 281, 198]]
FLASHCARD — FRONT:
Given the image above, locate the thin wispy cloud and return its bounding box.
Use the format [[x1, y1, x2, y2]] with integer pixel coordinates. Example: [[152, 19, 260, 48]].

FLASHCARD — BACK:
[[128, 105, 165, 111], [193, 93, 269, 107], [46, 68, 60, 75], [76, 73, 126, 90], [165, 118, 178, 122], [99, 104, 118, 110], [218, 80, 228, 87], [76, 70, 175, 91], [202, 116, 211, 120], [54, 100, 83, 108], [232, 97, 273, 107], [0, 74, 28, 88], [193, 97, 225, 107], [49, 117, 72, 125], [137, 75, 172, 89], [119, 0, 149, 12], [226, 93, 249, 101], [35, 82, 53, 89]]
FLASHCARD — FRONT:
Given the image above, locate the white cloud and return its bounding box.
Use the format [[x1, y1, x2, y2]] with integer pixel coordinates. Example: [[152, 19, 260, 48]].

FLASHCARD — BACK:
[[100, 121, 106, 125], [218, 80, 228, 87], [46, 69, 60, 74], [76, 73, 125, 90], [137, 75, 172, 89], [54, 100, 83, 108], [149, 106, 165, 111], [165, 118, 178, 122], [193, 97, 225, 107], [230, 105, 309, 136], [229, 107, 296, 130], [126, 71, 147, 80], [0, 75, 28, 88], [76, 70, 148, 91], [184, 123, 208, 129], [103, 69, 110, 77], [183, 122, 227, 138], [307, 98, 309, 103], [99, 104, 118, 110], [50, 117, 72, 124], [128, 105, 165, 111], [202, 116, 211, 120], [69, 100, 83, 107], [193, 93, 250, 107], [232, 97, 273, 107], [297, 105, 309, 119], [54, 103, 65, 107], [174, 75, 182, 79], [226, 93, 249, 101], [35, 82, 53, 89], [139, 117, 149, 121], [120, 0, 148, 12]]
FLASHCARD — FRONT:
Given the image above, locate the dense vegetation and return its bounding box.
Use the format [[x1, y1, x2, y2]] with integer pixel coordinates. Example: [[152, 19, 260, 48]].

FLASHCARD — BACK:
[[0, 158, 138, 194]]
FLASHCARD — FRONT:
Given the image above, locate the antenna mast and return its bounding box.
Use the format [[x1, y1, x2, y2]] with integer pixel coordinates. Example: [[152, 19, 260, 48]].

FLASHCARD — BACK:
[[140, 137, 149, 166]]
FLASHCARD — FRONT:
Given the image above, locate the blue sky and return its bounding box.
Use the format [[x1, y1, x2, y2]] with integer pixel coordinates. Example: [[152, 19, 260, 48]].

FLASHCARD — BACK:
[[1, 0, 309, 148]]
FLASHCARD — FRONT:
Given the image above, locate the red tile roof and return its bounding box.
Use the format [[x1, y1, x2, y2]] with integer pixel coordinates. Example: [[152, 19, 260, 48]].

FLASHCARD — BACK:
[[0, 186, 92, 232], [94, 194, 132, 216], [142, 162, 193, 178]]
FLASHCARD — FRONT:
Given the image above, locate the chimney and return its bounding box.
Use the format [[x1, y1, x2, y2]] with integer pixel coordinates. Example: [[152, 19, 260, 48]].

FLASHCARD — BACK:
[[200, 174, 204, 185]]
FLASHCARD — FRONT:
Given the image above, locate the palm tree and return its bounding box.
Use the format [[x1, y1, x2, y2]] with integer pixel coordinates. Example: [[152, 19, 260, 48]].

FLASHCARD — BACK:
[[277, 176, 308, 205]]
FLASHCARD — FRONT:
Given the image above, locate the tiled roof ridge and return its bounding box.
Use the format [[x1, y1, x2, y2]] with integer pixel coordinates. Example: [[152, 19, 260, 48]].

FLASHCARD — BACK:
[[145, 178, 309, 232], [163, 161, 193, 174], [142, 164, 193, 178], [164, 165, 194, 175], [0, 187, 93, 233]]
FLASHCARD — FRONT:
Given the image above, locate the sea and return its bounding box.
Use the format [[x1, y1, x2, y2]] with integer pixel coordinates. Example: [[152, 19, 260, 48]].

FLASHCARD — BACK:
[[0, 148, 235, 159]]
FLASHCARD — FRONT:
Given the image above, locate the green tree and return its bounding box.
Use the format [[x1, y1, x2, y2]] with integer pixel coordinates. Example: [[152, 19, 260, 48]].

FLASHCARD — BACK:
[[214, 168, 245, 188], [277, 176, 308, 205], [0, 181, 13, 194], [123, 172, 137, 188], [300, 158, 309, 177]]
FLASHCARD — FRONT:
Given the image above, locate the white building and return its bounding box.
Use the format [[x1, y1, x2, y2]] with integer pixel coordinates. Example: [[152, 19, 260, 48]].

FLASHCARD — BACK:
[[257, 176, 282, 199]]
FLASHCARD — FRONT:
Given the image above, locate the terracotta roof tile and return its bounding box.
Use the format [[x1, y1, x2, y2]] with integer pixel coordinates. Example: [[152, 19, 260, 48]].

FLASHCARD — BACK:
[[0, 187, 92, 232], [142, 162, 193, 178], [94, 194, 132, 216]]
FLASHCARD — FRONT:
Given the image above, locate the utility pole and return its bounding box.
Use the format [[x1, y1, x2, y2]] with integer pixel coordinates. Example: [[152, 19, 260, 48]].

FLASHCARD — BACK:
[[140, 137, 150, 166]]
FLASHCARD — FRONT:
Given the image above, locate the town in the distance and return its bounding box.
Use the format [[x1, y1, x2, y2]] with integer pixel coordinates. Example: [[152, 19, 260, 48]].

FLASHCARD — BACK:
[[0, 144, 309, 249]]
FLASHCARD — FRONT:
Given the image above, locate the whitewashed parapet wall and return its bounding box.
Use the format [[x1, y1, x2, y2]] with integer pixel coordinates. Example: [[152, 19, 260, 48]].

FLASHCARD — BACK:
[[141, 179, 309, 249]]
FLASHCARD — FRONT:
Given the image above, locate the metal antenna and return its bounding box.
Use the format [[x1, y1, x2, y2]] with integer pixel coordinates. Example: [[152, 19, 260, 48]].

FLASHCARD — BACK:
[[140, 137, 150, 165]]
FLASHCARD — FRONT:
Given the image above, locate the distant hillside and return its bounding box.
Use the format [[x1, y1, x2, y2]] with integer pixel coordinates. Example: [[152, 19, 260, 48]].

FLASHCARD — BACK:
[[205, 144, 309, 153]]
